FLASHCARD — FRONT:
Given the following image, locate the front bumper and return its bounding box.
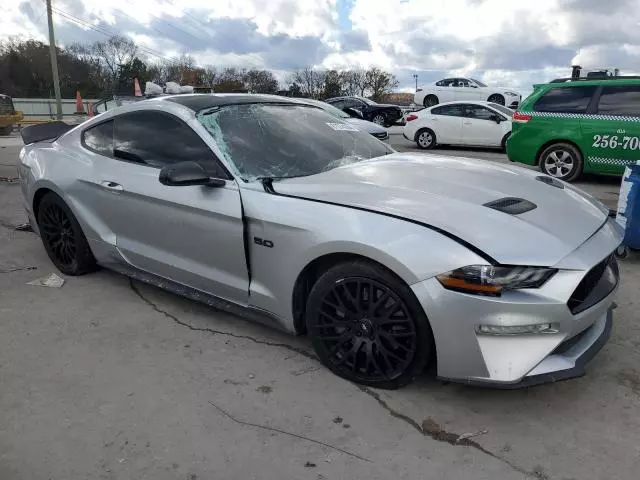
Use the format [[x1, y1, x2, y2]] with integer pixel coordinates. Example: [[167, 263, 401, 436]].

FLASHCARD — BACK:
[[411, 220, 621, 388]]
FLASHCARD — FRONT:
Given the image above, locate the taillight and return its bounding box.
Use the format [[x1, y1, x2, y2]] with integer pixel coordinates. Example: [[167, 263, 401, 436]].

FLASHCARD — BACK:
[[406, 114, 418, 122], [512, 112, 532, 123]]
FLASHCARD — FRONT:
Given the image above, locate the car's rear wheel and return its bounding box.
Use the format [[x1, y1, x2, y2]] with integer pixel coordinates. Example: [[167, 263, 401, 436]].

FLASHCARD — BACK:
[[416, 128, 436, 150], [539, 142, 583, 182], [423, 95, 439, 107], [500, 132, 511, 152], [37, 192, 97, 276], [306, 260, 433, 389], [372, 113, 386, 126], [488, 94, 505, 105]]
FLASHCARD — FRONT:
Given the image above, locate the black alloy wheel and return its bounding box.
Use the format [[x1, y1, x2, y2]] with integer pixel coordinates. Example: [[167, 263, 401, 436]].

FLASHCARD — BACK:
[[306, 261, 432, 389], [37, 192, 97, 275]]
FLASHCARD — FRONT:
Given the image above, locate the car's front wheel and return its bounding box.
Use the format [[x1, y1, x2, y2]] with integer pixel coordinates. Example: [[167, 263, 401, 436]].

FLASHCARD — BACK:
[[36, 192, 97, 275], [306, 260, 433, 389], [488, 94, 505, 105], [539, 142, 583, 182], [372, 113, 386, 126]]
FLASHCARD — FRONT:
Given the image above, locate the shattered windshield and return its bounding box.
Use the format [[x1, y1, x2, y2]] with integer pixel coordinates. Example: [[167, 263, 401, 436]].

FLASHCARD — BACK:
[[197, 103, 393, 181]]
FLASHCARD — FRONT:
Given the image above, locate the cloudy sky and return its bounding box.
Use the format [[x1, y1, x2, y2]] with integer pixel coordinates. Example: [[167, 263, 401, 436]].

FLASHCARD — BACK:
[[2, 0, 639, 94]]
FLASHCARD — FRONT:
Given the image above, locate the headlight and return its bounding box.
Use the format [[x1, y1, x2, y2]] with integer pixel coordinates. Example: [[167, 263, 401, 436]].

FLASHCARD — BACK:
[[504, 92, 519, 96], [436, 265, 557, 296]]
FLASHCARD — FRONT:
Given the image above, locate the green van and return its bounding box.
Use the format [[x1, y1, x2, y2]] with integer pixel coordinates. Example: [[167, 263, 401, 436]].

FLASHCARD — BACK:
[[507, 77, 640, 181]]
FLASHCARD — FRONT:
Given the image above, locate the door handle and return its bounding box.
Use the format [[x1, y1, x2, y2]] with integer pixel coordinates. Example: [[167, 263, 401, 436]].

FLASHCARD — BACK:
[[100, 181, 123, 192], [463, 122, 472, 125]]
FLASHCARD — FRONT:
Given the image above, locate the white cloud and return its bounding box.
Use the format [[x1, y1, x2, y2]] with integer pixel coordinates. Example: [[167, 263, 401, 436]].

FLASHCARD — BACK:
[[2, 0, 640, 93]]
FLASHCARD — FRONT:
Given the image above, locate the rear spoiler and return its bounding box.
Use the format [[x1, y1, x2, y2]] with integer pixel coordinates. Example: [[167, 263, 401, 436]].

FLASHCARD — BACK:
[[20, 121, 74, 145]]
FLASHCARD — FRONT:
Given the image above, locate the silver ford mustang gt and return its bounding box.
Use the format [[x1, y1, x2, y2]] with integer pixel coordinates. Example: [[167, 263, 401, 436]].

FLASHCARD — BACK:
[[18, 94, 622, 389]]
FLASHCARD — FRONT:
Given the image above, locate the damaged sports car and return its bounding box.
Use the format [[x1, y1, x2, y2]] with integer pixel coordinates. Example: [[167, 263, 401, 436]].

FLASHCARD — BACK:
[[18, 94, 622, 389]]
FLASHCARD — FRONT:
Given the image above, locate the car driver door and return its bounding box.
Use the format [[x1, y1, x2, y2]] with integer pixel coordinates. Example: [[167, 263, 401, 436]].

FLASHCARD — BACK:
[[86, 110, 249, 304], [460, 104, 506, 146], [435, 79, 456, 103]]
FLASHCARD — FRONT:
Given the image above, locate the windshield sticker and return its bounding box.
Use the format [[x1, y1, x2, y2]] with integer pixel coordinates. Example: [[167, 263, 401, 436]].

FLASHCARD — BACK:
[[326, 122, 360, 132]]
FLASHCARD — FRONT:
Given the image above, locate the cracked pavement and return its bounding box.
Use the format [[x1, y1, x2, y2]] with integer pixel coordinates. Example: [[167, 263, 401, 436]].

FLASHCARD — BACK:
[[2, 141, 640, 479]]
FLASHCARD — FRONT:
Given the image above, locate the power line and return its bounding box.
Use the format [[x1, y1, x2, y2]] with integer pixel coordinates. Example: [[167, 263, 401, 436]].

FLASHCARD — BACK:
[[50, 6, 168, 60]]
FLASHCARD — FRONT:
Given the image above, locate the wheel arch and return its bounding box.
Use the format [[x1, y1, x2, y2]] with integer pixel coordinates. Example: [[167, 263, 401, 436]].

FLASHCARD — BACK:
[[291, 252, 413, 335], [535, 138, 583, 166], [414, 126, 435, 143]]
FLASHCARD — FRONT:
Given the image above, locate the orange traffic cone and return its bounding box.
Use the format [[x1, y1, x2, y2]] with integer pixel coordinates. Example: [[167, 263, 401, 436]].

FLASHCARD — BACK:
[[75, 90, 85, 114], [134, 78, 142, 97]]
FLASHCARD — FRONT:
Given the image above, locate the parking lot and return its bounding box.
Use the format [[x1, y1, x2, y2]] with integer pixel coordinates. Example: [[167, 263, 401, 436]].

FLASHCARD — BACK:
[[1, 133, 639, 480]]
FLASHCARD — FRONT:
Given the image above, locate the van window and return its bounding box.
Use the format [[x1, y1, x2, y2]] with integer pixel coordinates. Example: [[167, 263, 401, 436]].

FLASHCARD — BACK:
[[533, 87, 597, 114], [596, 86, 640, 117]]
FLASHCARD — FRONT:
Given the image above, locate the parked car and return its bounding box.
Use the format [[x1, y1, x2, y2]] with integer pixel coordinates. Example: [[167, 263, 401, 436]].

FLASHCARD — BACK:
[[325, 96, 403, 126], [414, 78, 521, 109], [403, 101, 513, 150], [507, 76, 640, 182], [0, 93, 24, 135], [294, 98, 389, 141], [19, 94, 621, 389]]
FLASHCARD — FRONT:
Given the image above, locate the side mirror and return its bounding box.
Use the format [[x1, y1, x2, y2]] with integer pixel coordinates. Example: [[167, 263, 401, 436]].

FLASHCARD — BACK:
[[159, 161, 226, 187], [493, 115, 503, 124], [343, 107, 363, 118]]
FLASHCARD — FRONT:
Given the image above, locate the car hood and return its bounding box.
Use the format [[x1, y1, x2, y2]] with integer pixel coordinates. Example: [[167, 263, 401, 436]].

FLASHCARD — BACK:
[[345, 117, 387, 134], [274, 153, 610, 266]]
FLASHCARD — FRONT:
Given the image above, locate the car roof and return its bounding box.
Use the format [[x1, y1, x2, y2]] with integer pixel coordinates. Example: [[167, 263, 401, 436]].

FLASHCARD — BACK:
[[543, 78, 640, 87], [163, 93, 300, 111]]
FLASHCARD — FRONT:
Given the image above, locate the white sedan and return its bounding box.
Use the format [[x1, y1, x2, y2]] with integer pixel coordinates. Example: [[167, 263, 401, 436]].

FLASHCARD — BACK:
[[403, 101, 513, 150], [414, 78, 521, 108]]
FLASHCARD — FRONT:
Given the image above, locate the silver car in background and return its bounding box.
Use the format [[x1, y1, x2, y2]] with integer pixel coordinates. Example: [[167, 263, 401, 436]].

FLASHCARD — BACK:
[[18, 94, 621, 389]]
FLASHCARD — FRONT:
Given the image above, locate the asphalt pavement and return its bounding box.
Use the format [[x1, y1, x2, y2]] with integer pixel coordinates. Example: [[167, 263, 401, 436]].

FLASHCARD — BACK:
[[1, 135, 640, 480]]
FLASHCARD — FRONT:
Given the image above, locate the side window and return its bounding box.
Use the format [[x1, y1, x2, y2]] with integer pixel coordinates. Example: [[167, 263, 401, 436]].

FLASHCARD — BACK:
[[329, 99, 345, 109], [82, 120, 113, 156], [533, 86, 597, 113], [457, 79, 470, 87], [597, 86, 640, 116], [464, 105, 497, 121], [435, 80, 445, 87], [113, 111, 219, 170], [431, 105, 464, 117]]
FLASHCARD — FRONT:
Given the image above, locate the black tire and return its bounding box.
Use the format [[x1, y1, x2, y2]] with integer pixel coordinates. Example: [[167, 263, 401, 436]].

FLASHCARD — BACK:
[[423, 95, 439, 108], [36, 192, 97, 276], [538, 142, 583, 182], [305, 260, 433, 389], [488, 94, 505, 105], [371, 113, 386, 126], [500, 132, 511, 152], [415, 128, 436, 150]]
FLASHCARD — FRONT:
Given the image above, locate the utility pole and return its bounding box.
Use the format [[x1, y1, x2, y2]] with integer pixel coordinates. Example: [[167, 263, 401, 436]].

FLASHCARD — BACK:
[[413, 73, 418, 92], [46, 0, 63, 120]]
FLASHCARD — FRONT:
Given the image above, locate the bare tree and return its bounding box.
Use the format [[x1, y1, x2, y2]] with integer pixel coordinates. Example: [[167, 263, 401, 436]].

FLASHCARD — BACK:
[[365, 67, 399, 102], [92, 35, 138, 92], [292, 67, 326, 98]]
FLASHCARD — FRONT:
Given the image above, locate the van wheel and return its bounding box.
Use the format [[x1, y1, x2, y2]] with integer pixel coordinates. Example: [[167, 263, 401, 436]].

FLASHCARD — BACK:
[[539, 143, 583, 182]]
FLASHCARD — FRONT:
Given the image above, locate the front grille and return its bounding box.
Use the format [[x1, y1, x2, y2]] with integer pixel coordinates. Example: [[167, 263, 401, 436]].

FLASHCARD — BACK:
[[567, 254, 618, 314]]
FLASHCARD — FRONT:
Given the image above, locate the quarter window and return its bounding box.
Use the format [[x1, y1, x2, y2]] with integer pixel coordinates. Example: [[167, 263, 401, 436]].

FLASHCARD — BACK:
[[596, 86, 640, 117], [113, 111, 218, 169], [82, 120, 113, 156], [533, 87, 597, 114]]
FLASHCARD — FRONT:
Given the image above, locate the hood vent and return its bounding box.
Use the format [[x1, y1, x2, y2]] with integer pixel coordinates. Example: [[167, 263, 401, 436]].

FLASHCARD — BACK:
[[484, 197, 537, 215], [536, 175, 565, 189]]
